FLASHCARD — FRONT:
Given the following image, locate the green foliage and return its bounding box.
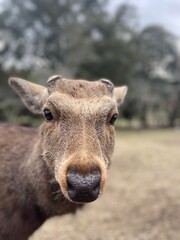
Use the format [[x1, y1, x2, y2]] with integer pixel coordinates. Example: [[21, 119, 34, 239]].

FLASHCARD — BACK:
[[0, 0, 179, 127]]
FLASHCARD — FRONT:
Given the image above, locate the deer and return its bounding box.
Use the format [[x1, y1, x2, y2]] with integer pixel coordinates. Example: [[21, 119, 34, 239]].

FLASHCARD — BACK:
[[0, 75, 127, 240]]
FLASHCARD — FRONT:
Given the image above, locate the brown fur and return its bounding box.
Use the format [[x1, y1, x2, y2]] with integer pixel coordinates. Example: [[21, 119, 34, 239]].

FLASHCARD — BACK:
[[0, 76, 127, 240]]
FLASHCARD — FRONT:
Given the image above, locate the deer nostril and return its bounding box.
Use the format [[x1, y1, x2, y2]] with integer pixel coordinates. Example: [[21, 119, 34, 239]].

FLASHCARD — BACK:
[[93, 183, 100, 194], [67, 181, 74, 192], [67, 175, 76, 199]]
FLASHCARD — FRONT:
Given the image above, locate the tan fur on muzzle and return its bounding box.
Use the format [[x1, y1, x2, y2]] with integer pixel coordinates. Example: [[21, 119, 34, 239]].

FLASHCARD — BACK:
[[58, 153, 107, 202]]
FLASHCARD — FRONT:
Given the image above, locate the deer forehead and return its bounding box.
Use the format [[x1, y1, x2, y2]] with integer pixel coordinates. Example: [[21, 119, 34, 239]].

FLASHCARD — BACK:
[[44, 92, 117, 117], [47, 78, 113, 97]]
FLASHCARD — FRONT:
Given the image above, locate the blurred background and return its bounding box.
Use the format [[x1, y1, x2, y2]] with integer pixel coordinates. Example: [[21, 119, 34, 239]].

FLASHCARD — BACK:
[[0, 0, 179, 128], [1, 1, 180, 240]]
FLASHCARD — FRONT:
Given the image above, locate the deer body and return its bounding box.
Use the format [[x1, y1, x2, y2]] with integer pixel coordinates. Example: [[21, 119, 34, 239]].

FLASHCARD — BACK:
[[0, 76, 127, 240], [0, 123, 78, 240]]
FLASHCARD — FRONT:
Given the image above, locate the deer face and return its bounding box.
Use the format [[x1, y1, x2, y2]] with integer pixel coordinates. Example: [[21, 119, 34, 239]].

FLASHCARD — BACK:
[[9, 76, 127, 203]]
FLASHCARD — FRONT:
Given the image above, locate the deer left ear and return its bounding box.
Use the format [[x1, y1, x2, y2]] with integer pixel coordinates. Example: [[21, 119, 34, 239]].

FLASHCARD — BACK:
[[8, 77, 48, 114], [113, 86, 128, 107]]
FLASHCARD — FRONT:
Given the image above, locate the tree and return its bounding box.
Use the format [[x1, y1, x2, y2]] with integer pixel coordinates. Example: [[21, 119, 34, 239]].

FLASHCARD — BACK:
[[130, 26, 180, 127], [76, 4, 137, 84], [0, 0, 179, 127], [0, 0, 107, 74]]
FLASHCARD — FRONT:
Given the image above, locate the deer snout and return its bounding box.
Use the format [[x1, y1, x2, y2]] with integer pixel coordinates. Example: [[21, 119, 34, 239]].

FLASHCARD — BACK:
[[66, 168, 101, 203]]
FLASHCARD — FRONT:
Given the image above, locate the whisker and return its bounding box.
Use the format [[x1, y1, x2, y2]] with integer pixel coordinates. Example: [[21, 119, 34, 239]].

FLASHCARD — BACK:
[[52, 189, 61, 195]]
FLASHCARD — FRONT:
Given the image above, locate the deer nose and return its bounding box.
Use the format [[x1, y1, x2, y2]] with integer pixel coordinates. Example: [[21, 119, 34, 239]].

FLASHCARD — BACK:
[[67, 168, 101, 203]]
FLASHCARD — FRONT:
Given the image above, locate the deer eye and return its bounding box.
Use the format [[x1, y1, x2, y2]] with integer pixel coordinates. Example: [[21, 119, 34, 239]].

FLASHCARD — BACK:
[[109, 113, 118, 125], [43, 108, 53, 121]]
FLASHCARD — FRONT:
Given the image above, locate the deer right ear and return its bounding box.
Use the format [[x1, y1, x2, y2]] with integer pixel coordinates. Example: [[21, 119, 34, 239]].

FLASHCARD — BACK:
[[9, 77, 48, 114], [113, 86, 128, 107]]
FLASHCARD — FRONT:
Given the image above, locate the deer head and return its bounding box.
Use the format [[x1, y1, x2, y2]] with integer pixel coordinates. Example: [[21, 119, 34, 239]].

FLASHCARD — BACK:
[[9, 76, 127, 203]]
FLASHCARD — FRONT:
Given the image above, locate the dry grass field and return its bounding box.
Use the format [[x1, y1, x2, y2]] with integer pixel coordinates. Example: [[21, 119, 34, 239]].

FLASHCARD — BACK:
[[31, 129, 180, 240]]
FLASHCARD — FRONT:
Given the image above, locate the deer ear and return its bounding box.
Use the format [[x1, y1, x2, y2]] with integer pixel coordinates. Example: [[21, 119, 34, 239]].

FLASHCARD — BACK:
[[9, 77, 48, 114], [113, 86, 128, 107]]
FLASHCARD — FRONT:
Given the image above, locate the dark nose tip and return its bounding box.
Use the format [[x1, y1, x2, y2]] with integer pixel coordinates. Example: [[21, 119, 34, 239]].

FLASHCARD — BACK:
[[67, 168, 101, 203]]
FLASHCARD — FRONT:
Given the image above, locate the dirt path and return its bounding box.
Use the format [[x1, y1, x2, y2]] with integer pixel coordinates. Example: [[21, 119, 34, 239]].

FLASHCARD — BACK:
[[31, 129, 180, 240]]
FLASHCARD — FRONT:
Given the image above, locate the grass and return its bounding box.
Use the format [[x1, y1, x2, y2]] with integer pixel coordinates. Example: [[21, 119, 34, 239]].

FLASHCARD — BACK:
[[30, 129, 180, 240]]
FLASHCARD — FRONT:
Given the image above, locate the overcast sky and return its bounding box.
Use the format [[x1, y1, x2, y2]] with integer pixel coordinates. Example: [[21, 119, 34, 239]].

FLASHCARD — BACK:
[[110, 0, 180, 37]]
